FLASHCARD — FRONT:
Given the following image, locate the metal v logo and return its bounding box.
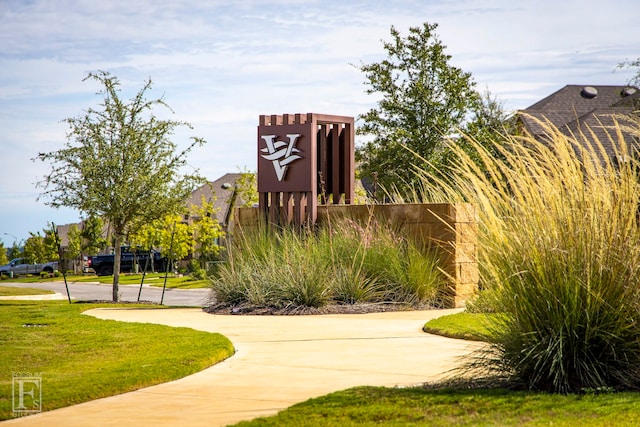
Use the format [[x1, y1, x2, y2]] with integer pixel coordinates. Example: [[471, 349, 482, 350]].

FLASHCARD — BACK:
[[260, 134, 303, 181]]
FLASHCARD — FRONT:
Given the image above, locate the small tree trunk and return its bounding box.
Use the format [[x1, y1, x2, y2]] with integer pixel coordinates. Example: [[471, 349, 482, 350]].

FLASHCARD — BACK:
[[112, 234, 122, 302]]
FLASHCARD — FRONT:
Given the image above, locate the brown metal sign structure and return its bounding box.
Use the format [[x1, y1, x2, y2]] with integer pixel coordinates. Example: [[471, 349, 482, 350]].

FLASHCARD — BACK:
[[257, 113, 355, 226]]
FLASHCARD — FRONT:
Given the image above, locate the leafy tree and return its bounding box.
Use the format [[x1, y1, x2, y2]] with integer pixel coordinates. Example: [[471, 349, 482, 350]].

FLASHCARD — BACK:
[[130, 214, 192, 270], [190, 196, 224, 265], [64, 224, 83, 273], [460, 88, 513, 164], [236, 168, 259, 207], [129, 220, 162, 252], [356, 22, 480, 197], [36, 71, 205, 301], [7, 243, 21, 260], [618, 58, 640, 87], [66, 225, 82, 259], [23, 229, 57, 264], [127, 218, 163, 273], [81, 215, 108, 256], [156, 215, 192, 266], [0, 242, 8, 265], [130, 199, 224, 274]]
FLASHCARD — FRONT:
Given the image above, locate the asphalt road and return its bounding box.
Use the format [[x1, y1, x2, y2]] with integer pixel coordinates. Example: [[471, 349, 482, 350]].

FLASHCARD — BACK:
[[0, 281, 211, 307]]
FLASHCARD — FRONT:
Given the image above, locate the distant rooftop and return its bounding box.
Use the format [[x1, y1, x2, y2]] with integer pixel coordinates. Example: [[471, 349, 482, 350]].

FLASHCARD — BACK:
[[185, 173, 244, 225], [519, 84, 640, 161]]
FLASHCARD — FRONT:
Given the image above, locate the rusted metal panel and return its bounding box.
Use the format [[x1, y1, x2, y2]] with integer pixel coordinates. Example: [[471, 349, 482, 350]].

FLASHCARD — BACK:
[[330, 124, 341, 204], [283, 192, 294, 225], [257, 113, 354, 228], [318, 124, 328, 203], [341, 121, 355, 204]]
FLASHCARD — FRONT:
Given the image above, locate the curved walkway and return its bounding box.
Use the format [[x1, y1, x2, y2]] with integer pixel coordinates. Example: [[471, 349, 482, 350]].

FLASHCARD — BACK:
[[4, 307, 482, 427]]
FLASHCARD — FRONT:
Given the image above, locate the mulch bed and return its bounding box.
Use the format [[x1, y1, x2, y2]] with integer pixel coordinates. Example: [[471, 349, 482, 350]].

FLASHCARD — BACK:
[[70, 299, 440, 315], [203, 302, 438, 315], [72, 300, 161, 305]]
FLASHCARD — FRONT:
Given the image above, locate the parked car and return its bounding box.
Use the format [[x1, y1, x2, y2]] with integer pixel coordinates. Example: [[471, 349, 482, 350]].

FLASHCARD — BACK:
[[0, 258, 59, 277], [88, 248, 167, 276]]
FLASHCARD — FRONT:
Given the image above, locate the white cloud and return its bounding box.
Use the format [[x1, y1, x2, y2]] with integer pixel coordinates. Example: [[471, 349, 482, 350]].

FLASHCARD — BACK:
[[1, 0, 640, 243]]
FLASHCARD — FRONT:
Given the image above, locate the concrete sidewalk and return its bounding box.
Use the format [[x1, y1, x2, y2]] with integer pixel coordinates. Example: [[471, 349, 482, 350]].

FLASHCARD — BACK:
[[4, 307, 481, 426]]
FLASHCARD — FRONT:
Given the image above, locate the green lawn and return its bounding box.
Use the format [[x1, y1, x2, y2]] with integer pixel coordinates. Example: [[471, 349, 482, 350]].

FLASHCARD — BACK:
[[0, 285, 55, 296], [422, 311, 498, 341], [72, 272, 210, 288], [235, 386, 640, 426], [3, 272, 210, 289], [0, 300, 234, 420]]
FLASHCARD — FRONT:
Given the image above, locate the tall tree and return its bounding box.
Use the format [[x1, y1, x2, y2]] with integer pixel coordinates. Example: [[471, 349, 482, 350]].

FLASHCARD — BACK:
[[0, 242, 8, 265], [81, 215, 108, 256], [459, 88, 513, 164], [356, 23, 480, 197], [23, 229, 58, 264], [36, 71, 205, 301], [7, 243, 21, 260], [150, 214, 192, 266], [190, 196, 224, 265], [65, 224, 83, 273], [235, 168, 259, 208], [130, 198, 224, 272], [129, 214, 192, 272]]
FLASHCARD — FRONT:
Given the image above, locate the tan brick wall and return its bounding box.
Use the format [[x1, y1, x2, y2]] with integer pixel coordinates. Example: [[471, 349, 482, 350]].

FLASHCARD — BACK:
[[233, 203, 478, 308]]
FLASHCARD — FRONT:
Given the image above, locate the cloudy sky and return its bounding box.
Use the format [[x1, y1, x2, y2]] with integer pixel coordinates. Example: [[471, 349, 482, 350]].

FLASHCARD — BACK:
[[1, 0, 639, 246]]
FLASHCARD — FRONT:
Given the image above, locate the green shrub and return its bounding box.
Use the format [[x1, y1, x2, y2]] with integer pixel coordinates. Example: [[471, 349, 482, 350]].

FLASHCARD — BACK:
[[188, 259, 207, 280], [422, 117, 640, 392]]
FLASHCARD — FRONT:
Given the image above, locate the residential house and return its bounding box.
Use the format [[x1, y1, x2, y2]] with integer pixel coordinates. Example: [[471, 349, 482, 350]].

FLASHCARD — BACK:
[[183, 172, 243, 232], [518, 84, 640, 163]]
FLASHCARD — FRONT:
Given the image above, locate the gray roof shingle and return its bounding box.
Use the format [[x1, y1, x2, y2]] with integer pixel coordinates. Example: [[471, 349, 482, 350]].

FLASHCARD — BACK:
[[519, 85, 640, 161], [185, 173, 244, 224]]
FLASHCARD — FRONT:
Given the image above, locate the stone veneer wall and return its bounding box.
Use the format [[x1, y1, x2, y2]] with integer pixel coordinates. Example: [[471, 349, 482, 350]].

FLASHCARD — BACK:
[[233, 203, 478, 308]]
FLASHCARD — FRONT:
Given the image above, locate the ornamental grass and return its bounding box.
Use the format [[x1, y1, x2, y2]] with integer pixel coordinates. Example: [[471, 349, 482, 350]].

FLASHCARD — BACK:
[[211, 216, 445, 310], [420, 116, 640, 392]]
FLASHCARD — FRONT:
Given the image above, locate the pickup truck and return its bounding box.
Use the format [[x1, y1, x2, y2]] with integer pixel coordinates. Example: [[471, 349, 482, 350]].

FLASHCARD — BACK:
[[0, 258, 59, 277], [88, 248, 168, 276]]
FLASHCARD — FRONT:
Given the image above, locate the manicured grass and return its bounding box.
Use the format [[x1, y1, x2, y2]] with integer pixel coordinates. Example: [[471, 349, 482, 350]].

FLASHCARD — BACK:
[[0, 285, 55, 296], [74, 273, 210, 289], [0, 275, 64, 284], [234, 386, 640, 426], [13, 272, 211, 289], [423, 311, 497, 341], [0, 300, 234, 420]]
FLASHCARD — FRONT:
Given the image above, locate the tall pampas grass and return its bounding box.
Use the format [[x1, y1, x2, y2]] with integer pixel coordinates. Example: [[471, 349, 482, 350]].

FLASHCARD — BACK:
[[419, 116, 640, 392]]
